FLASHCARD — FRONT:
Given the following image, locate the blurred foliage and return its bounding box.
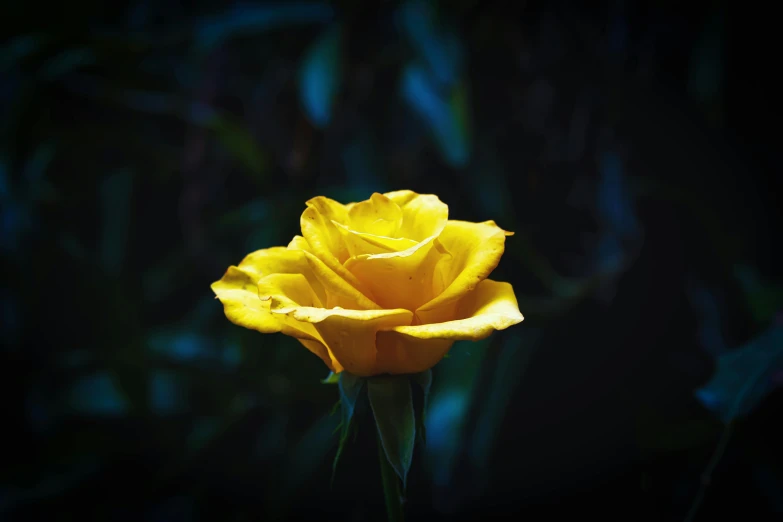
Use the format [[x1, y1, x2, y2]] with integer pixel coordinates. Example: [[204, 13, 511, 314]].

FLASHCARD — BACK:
[[1, 0, 781, 521]]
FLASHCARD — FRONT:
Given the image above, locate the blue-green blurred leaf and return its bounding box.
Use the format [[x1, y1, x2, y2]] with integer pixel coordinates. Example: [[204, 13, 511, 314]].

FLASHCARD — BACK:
[[470, 330, 538, 468], [635, 411, 717, 452], [413, 369, 432, 413], [0, 34, 45, 70], [222, 342, 243, 369], [426, 389, 468, 486], [398, 0, 462, 86], [735, 264, 783, 325], [342, 134, 385, 193], [255, 413, 289, 459], [368, 376, 416, 487], [209, 116, 267, 178], [67, 371, 130, 417], [217, 198, 270, 226], [413, 369, 432, 443], [149, 329, 242, 369], [23, 144, 54, 191], [1, 201, 33, 253], [321, 371, 339, 384], [99, 169, 133, 276], [0, 157, 10, 202], [195, 3, 334, 51], [597, 151, 640, 239], [688, 6, 725, 108], [401, 63, 470, 168], [147, 496, 194, 522], [695, 325, 783, 423], [333, 373, 364, 477], [1, 290, 19, 348], [299, 25, 342, 128], [149, 330, 210, 362], [688, 280, 728, 356], [281, 413, 340, 493], [187, 417, 221, 452], [426, 339, 488, 488], [39, 48, 95, 80], [149, 370, 187, 415], [0, 457, 100, 515], [143, 251, 190, 303], [753, 462, 783, 514], [26, 382, 53, 432]]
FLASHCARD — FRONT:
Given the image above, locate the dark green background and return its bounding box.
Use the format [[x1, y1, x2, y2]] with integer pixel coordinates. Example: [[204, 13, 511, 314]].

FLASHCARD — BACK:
[[2, 1, 781, 520]]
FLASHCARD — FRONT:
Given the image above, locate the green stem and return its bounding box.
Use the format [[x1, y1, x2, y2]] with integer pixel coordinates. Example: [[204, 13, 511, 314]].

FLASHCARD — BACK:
[[377, 432, 404, 522]]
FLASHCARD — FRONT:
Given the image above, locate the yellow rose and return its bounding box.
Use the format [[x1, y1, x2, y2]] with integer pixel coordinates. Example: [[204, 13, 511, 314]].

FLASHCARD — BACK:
[[211, 190, 523, 376]]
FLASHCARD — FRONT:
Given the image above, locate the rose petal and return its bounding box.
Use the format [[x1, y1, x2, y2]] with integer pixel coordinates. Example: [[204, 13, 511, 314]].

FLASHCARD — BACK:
[[300, 196, 367, 292], [385, 190, 449, 241], [344, 235, 452, 311], [224, 247, 326, 304], [415, 220, 510, 324], [271, 304, 413, 376], [347, 192, 403, 237], [333, 221, 418, 256], [302, 250, 382, 310], [298, 339, 341, 373], [376, 279, 523, 374], [210, 248, 325, 337], [256, 273, 342, 370]]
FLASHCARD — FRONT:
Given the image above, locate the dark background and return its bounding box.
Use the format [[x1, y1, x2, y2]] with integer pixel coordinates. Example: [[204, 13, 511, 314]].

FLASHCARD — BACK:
[[2, 1, 781, 521]]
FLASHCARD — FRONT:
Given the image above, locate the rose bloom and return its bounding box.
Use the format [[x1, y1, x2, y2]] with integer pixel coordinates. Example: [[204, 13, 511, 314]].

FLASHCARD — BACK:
[[211, 190, 523, 376]]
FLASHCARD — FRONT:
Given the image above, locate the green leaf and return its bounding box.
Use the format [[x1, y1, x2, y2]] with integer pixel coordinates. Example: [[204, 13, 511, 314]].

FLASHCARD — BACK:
[[332, 372, 364, 482], [377, 431, 405, 522], [368, 375, 416, 488], [321, 371, 339, 384], [412, 369, 432, 444]]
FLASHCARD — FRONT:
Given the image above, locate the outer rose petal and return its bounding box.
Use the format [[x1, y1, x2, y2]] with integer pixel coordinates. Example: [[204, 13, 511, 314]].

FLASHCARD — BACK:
[[211, 249, 337, 369], [298, 339, 341, 373], [271, 304, 413, 376], [344, 235, 451, 311], [384, 190, 449, 241], [376, 279, 523, 374], [257, 273, 344, 370], [415, 220, 509, 324], [229, 247, 326, 304]]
